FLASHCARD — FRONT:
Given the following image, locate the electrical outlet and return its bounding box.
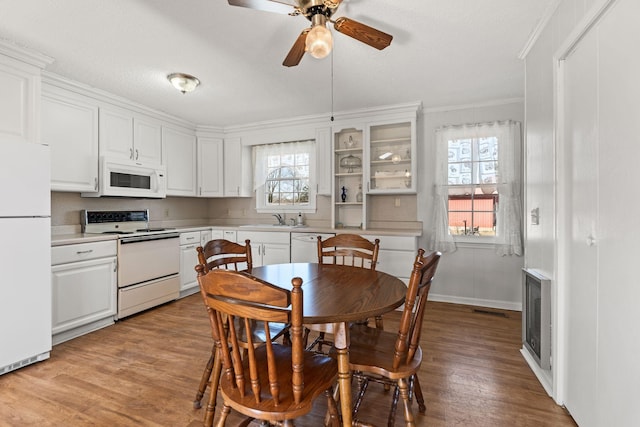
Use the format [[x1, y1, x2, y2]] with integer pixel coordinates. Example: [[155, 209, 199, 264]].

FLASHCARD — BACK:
[[242, 209, 248, 216], [164, 208, 170, 218], [395, 197, 401, 207]]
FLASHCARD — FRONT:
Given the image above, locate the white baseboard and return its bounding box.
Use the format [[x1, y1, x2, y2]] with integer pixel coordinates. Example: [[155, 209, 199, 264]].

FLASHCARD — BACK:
[[428, 293, 522, 311], [520, 347, 553, 397]]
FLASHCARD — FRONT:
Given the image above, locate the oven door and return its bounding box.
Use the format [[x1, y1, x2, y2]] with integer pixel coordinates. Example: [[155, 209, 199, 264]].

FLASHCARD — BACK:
[[118, 233, 179, 288]]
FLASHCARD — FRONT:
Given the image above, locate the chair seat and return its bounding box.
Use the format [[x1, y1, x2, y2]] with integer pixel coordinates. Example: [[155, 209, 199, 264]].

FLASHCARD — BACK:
[[339, 324, 423, 380], [220, 343, 339, 420]]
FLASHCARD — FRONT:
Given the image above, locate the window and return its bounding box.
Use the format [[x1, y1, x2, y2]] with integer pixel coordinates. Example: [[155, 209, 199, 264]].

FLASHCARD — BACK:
[[429, 121, 522, 255], [253, 140, 316, 213], [447, 136, 498, 236]]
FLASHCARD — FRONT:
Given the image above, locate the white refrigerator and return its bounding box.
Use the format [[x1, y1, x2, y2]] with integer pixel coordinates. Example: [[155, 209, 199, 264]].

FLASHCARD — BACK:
[[0, 140, 52, 375]]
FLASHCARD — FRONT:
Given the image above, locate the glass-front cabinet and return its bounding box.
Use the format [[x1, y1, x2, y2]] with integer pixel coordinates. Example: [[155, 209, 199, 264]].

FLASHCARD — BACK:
[[330, 103, 419, 229], [367, 120, 416, 194], [333, 126, 366, 229]]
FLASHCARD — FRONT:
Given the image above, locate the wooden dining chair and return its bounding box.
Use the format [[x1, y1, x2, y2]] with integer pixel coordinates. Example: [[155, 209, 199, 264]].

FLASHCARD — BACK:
[[332, 249, 441, 426], [305, 234, 381, 353], [194, 239, 290, 427], [196, 267, 341, 427]]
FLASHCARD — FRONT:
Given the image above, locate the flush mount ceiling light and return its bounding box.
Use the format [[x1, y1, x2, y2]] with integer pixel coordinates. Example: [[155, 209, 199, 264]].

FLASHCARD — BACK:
[[167, 73, 200, 94]]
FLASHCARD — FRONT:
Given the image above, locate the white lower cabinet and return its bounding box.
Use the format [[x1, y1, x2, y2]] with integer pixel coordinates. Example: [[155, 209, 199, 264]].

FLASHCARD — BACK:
[[179, 229, 215, 298], [361, 234, 417, 284], [237, 231, 290, 267], [51, 240, 117, 344]]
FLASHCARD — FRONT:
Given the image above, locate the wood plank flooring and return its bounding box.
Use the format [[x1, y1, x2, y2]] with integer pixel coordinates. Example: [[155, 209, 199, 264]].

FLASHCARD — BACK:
[[0, 295, 576, 426]]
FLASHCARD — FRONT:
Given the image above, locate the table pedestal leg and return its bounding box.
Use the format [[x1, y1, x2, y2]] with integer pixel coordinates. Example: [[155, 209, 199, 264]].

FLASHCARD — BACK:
[[333, 322, 352, 427]]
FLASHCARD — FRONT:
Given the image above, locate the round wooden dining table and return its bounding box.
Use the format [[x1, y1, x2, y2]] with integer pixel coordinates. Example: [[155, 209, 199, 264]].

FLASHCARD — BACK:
[[249, 262, 407, 427]]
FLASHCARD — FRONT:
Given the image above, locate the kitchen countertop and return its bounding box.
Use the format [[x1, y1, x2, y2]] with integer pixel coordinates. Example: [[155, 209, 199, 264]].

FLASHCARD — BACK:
[[52, 224, 421, 246]]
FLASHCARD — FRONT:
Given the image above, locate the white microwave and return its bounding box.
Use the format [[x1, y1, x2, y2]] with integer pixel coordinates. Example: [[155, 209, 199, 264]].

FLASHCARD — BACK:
[[82, 157, 166, 198]]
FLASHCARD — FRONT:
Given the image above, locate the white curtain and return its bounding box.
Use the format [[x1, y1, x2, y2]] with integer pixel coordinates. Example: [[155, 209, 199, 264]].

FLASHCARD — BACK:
[[252, 140, 315, 191], [429, 121, 523, 256]]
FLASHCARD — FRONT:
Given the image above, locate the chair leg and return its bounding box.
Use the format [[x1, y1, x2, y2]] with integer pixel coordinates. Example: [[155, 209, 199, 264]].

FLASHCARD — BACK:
[[412, 374, 426, 414], [215, 404, 231, 427], [388, 384, 400, 427], [204, 347, 223, 427], [324, 386, 341, 427], [194, 346, 216, 409], [398, 378, 416, 427], [374, 315, 384, 330]]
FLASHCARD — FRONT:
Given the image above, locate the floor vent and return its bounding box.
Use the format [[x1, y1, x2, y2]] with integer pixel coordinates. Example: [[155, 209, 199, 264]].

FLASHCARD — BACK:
[[472, 308, 508, 318]]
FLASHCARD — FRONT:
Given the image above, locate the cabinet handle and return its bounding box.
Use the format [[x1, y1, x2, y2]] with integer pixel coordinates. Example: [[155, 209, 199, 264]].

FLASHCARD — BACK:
[[129, 147, 133, 160], [263, 246, 266, 256], [76, 249, 93, 255], [94, 177, 98, 190], [186, 237, 196, 241], [185, 244, 197, 249], [199, 187, 202, 196], [135, 149, 139, 160], [113, 259, 117, 272]]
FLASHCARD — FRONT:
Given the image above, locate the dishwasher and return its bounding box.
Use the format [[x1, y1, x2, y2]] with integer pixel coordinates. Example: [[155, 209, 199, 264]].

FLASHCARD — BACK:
[[290, 232, 335, 263]]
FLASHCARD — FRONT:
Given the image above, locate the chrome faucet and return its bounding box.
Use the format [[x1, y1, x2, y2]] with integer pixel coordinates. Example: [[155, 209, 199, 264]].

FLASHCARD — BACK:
[[273, 213, 285, 225]]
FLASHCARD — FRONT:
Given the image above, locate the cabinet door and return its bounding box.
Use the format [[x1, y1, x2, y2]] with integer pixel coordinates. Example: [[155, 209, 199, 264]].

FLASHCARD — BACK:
[[261, 243, 290, 265], [99, 106, 134, 160], [0, 57, 40, 144], [43, 92, 99, 192], [163, 126, 197, 196], [133, 115, 162, 164], [223, 137, 252, 197], [51, 257, 117, 335], [366, 119, 416, 194], [180, 242, 200, 293], [316, 127, 332, 195], [198, 137, 224, 197]]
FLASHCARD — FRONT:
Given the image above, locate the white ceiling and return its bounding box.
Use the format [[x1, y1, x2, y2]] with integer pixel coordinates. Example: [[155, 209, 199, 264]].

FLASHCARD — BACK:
[[0, 0, 552, 127]]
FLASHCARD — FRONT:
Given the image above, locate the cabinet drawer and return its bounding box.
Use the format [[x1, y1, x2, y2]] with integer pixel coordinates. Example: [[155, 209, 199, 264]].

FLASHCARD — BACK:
[[361, 234, 417, 251], [237, 231, 290, 245], [180, 231, 201, 245], [52, 240, 117, 265]]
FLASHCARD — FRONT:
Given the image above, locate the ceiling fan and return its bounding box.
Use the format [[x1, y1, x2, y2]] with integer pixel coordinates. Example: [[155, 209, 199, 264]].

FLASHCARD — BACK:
[[228, 0, 393, 67]]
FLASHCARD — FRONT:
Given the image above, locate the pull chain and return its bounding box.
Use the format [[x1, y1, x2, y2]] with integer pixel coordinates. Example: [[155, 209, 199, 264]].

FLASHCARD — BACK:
[[330, 49, 334, 122]]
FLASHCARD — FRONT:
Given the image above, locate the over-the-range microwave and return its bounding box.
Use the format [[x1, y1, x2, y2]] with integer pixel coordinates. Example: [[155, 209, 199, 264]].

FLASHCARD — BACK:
[[82, 156, 166, 198]]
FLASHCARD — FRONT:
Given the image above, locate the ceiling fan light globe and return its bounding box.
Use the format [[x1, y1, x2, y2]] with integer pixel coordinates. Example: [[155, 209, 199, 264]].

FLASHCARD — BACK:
[[306, 25, 332, 59]]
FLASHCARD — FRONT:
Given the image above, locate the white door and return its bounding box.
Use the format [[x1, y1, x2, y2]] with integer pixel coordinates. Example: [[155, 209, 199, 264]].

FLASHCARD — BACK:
[[560, 0, 640, 424], [562, 26, 598, 426]]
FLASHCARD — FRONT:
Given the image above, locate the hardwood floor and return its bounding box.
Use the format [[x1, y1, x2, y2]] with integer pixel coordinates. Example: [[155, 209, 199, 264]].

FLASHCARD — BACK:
[[0, 295, 576, 426]]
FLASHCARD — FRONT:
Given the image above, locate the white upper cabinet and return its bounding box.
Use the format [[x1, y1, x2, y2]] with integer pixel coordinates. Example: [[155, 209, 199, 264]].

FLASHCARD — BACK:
[[223, 137, 252, 197], [315, 126, 332, 196], [366, 118, 416, 194], [0, 41, 52, 145], [99, 105, 162, 164], [42, 87, 99, 192], [162, 125, 197, 197], [133, 115, 163, 164], [197, 137, 224, 197]]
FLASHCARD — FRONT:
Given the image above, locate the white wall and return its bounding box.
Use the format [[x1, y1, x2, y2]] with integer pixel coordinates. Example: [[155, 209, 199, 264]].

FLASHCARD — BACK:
[[417, 100, 525, 310]]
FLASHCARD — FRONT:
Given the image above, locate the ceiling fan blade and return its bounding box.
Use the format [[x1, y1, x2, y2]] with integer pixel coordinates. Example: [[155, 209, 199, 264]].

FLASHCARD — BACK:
[[283, 29, 309, 67], [228, 0, 296, 15], [333, 17, 392, 50]]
